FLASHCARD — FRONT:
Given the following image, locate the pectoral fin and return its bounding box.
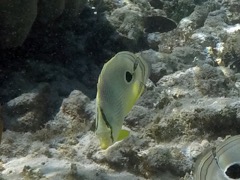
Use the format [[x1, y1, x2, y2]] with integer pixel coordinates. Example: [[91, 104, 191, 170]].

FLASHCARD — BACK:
[[117, 129, 130, 141]]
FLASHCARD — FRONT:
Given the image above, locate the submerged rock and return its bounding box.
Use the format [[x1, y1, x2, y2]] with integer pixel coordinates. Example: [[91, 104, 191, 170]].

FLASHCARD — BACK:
[[37, 0, 65, 24], [106, 4, 145, 51], [149, 97, 240, 142], [0, 105, 3, 143], [64, 0, 87, 18], [223, 0, 240, 24], [222, 30, 240, 71], [0, 0, 87, 49], [157, 64, 235, 98], [92, 134, 192, 179], [0, 0, 38, 48], [0, 0, 240, 179], [56, 90, 94, 134], [2, 83, 52, 132]]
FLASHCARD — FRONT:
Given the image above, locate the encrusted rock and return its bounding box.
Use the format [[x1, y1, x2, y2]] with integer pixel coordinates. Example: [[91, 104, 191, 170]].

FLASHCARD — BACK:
[[92, 134, 150, 173], [106, 4, 144, 51], [56, 90, 94, 133], [222, 30, 240, 71], [21, 165, 44, 179], [157, 64, 236, 98], [125, 105, 153, 130], [0, 0, 87, 49], [223, 0, 240, 24], [3, 83, 52, 132], [0, 105, 3, 143], [92, 136, 192, 178], [149, 97, 240, 142], [0, 0, 240, 179], [142, 145, 192, 177]]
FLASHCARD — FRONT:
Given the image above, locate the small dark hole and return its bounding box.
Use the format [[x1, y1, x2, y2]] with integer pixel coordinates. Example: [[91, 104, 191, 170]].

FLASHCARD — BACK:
[[149, 0, 164, 9], [225, 164, 240, 179], [126, 71, 133, 83]]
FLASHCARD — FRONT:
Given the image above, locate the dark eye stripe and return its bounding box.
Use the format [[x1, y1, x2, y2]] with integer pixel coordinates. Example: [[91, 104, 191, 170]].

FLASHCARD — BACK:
[[100, 107, 114, 143], [126, 53, 146, 81], [126, 53, 139, 71], [199, 151, 215, 180], [133, 58, 139, 71], [211, 147, 221, 169], [130, 53, 146, 80]]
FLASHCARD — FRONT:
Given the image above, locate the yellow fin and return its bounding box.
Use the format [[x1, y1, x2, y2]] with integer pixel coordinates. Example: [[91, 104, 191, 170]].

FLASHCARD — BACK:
[[117, 129, 130, 141]]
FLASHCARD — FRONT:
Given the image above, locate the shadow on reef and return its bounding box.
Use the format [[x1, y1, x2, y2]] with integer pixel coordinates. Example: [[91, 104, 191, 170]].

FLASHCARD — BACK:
[[0, 6, 129, 102], [0, 3, 179, 103], [144, 16, 177, 33]]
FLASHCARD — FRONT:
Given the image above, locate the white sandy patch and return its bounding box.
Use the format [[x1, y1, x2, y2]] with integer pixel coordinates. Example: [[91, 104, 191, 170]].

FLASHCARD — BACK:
[[224, 23, 240, 33]]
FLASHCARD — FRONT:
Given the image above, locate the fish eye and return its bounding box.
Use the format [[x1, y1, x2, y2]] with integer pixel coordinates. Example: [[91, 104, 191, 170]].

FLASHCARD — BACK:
[[125, 71, 133, 83]]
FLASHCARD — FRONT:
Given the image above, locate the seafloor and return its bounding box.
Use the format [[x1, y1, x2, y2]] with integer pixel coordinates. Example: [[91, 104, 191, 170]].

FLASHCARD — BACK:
[[0, 0, 240, 179]]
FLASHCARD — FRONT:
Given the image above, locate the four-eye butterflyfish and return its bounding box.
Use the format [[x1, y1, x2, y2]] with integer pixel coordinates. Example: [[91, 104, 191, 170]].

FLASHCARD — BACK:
[[95, 51, 150, 149]]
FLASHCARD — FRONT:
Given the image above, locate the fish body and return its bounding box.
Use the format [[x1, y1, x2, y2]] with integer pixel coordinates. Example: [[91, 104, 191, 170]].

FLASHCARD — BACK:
[[95, 51, 149, 149], [194, 135, 240, 180]]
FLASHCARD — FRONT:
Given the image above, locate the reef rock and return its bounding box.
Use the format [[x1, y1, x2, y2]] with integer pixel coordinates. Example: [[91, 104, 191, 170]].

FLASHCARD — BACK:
[[92, 133, 192, 179], [37, 0, 65, 24], [149, 97, 240, 142], [157, 64, 236, 98], [223, 0, 240, 24], [0, 105, 3, 143], [0, 0, 87, 49], [64, 0, 87, 18], [0, 0, 38, 48], [2, 83, 52, 132], [106, 4, 145, 51], [55, 90, 94, 133], [0, 0, 240, 179], [222, 30, 240, 71], [105, 1, 176, 52]]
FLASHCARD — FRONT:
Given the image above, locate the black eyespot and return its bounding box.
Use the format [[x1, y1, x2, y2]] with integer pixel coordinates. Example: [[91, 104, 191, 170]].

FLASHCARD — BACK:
[[126, 71, 133, 82], [225, 163, 240, 179]]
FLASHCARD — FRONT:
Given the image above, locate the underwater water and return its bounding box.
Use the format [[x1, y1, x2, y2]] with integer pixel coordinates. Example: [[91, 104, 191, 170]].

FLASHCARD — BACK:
[[0, 0, 240, 179]]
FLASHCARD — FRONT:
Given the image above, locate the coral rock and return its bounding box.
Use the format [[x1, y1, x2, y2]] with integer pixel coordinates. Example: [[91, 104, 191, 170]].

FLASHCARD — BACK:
[[3, 83, 52, 132], [0, 0, 38, 48]]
